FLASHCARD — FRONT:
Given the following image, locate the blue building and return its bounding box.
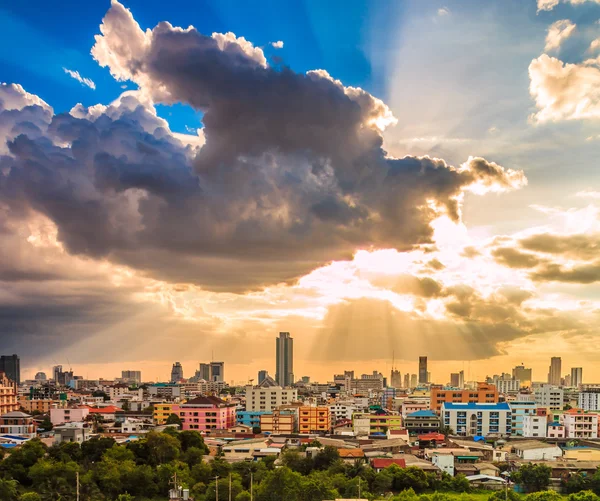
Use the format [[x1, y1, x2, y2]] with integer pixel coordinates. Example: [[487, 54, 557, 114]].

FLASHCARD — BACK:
[[509, 401, 537, 436], [236, 410, 269, 428], [442, 402, 512, 437]]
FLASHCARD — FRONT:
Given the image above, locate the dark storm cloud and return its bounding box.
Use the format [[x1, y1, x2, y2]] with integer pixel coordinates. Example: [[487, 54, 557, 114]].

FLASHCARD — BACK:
[[0, 3, 524, 292]]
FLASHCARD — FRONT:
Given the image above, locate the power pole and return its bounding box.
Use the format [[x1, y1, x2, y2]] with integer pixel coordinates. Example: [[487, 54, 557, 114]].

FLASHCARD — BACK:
[[250, 472, 253, 501], [229, 473, 232, 501], [215, 475, 219, 501], [76, 471, 80, 501]]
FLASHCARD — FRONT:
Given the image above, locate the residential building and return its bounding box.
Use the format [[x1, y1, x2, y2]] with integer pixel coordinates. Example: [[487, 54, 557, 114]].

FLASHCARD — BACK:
[[353, 412, 403, 435], [209, 362, 224, 382], [245, 385, 297, 412], [512, 365, 532, 387], [50, 407, 90, 425], [512, 440, 563, 461], [121, 371, 142, 384], [547, 422, 566, 438], [170, 362, 184, 383], [522, 415, 547, 438], [496, 379, 521, 394], [410, 374, 418, 388], [52, 366, 74, 386], [579, 389, 600, 411], [390, 370, 402, 388], [404, 373, 410, 389], [350, 372, 384, 393], [34, 372, 47, 382], [548, 357, 561, 386], [430, 383, 498, 412], [510, 401, 538, 436], [458, 371, 465, 389], [442, 402, 512, 437], [382, 387, 397, 409], [534, 385, 563, 411], [402, 401, 429, 418], [18, 398, 56, 414], [329, 402, 357, 422], [419, 357, 428, 384], [404, 410, 441, 434], [0, 373, 18, 415], [571, 368, 583, 388], [153, 403, 180, 424], [148, 383, 181, 400], [0, 411, 36, 438], [0, 355, 20, 385], [561, 409, 599, 439], [298, 406, 331, 434], [275, 332, 294, 387], [54, 422, 91, 444], [260, 410, 296, 434], [432, 452, 455, 476], [178, 395, 236, 432], [237, 410, 268, 428]]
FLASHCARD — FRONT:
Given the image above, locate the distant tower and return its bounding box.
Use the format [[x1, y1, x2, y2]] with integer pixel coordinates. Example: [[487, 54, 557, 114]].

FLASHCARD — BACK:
[[275, 332, 294, 387], [403, 373, 410, 389], [209, 362, 224, 382], [170, 362, 184, 383], [548, 357, 561, 386], [0, 355, 20, 385], [571, 367, 583, 387], [418, 356, 428, 384], [258, 370, 268, 384], [34, 372, 47, 382], [198, 363, 210, 381]]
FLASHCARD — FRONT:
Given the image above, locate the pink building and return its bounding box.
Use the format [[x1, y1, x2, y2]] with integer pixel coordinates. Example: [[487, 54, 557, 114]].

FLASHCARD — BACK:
[[547, 422, 566, 438], [179, 396, 236, 432], [401, 401, 429, 419], [50, 407, 90, 426]]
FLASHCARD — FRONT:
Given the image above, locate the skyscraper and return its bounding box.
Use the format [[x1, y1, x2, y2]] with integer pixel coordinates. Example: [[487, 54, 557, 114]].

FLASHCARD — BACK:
[[390, 369, 402, 388], [548, 357, 561, 386], [403, 373, 410, 389], [121, 370, 141, 384], [171, 362, 184, 383], [458, 370, 465, 389], [410, 374, 418, 388], [450, 373, 460, 387], [209, 362, 224, 382], [258, 370, 268, 384], [571, 367, 583, 387], [275, 332, 294, 387], [0, 355, 20, 385], [199, 363, 211, 380], [418, 356, 428, 384], [512, 364, 532, 387]]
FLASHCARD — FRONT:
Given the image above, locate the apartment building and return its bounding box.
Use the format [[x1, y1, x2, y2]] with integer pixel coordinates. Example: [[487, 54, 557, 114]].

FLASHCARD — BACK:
[[430, 383, 498, 412], [402, 400, 430, 418], [442, 402, 512, 437], [260, 409, 296, 434], [153, 403, 180, 425], [298, 406, 331, 434], [179, 396, 236, 432], [353, 412, 403, 435], [561, 409, 599, 439], [148, 383, 181, 400], [403, 410, 441, 435], [50, 407, 90, 426], [522, 415, 547, 438], [579, 389, 600, 411], [18, 398, 57, 414], [534, 385, 564, 411], [330, 402, 357, 422], [0, 373, 18, 415], [236, 411, 268, 428], [510, 401, 538, 436], [0, 411, 36, 438], [244, 386, 298, 412]]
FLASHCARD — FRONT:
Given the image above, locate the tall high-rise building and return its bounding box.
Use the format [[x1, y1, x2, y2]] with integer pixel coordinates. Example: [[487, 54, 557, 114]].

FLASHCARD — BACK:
[[450, 373, 460, 387], [53, 365, 62, 383], [458, 370, 465, 389], [403, 373, 410, 389], [410, 374, 418, 388], [548, 357, 562, 386], [209, 362, 224, 382], [258, 370, 268, 385], [199, 363, 211, 380], [171, 362, 184, 383], [390, 369, 402, 388], [275, 332, 294, 387], [418, 356, 428, 384], [571, 367, 583, 387], [0, 355, 20, 385], [121, 370, 141, 384], [512, 365, 532, 387]]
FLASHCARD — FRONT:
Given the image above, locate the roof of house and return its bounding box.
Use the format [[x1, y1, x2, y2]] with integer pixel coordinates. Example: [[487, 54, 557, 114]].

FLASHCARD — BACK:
[[548, 422, 564, 427], [371, 458, 407, 469], [1, 411, 32, 418], [182, 395, 229, 407], [448, 438, 493, 450], [408, 410, 439, 418], [418, 432, 446, 441], [86, 406, 122, 414], [339, 449, 365, 458], [361, 438, 408, 451], [442, 402, 511, 410], [465, 474, 506, 483], [512, 441, 561, 451]]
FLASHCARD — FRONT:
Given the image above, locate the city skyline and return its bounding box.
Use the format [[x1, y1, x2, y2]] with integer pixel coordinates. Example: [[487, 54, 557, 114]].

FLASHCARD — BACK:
[[2, 0, 600, 381]]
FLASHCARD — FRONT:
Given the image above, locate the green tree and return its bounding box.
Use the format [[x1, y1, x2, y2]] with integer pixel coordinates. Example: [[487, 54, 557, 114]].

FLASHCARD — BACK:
[[392, 466, 430, 493], [255, 467, 304, 501], [252, 426, 261, 434], [1, 439, 48, 486], [372, 469, 394, 495], [19, 493, 42, 501], [236, 491, 252, 501], [513, 464, 552, 493], [80, 437, 116, 463], [145, 431, 181, 465], [166, 413, 182, 426], [281, 450, 314, 475], [565, 473, 592, 494], [525, 491, 563, 501], [0, 479, 19, 501], [489, 490, 521, 501], [569, 491, 600, 501], [178, 430, 209, 453], [313, 446, 340, 471], [28, 459, 78, 500], [205, 476, 244, 501], [39, 417, 53, 432], [439, 425, 454, 437]]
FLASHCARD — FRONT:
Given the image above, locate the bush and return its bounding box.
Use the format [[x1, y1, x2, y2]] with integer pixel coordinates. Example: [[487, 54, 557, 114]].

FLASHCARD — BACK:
[[489, 489, 521, 501], [568, 491, 600, 501], [525, 491, 563, 501]]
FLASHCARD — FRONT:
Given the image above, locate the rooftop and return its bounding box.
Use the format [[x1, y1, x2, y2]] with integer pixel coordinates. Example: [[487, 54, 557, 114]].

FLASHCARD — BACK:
[[408, 410, 438, 418], [442, 402, 511, 411], [512, 440, 560, 451]]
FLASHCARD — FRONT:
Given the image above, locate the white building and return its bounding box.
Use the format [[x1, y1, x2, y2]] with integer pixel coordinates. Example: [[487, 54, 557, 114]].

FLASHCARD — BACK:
[[496, 379, 521, 394], [432, 452, 455, 476], [50, 407, 90, 426], [329, 402, 357, 422], [522, 415, 547, 438], [54, 422, 91, 444], [512, 440, 562, 461], [534, 385, 563, 411], [561, 410, 599, 439], [245, 386, 298, 412], [510, 401, 538, 436], [579, 390, 600, 411], [442, 402, 512, 437]]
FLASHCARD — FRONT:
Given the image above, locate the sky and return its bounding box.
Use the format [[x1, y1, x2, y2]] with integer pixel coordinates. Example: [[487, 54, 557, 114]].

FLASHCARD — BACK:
[[1, 0, 600, 385]]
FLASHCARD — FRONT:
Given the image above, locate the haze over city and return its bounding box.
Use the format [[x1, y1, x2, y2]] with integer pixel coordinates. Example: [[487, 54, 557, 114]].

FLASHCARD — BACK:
[[2, 0, 600, 384]]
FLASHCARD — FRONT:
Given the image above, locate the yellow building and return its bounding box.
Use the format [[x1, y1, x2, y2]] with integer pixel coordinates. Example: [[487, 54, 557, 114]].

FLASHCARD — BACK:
[[298, 406, 331, 434], [18, 398, 57, 414], [563, 448, 600, 461], [353, 412, 403, 435], [0, 373, 18, 415], [260, 410, 296, 434], [153, 403, 180, 424]]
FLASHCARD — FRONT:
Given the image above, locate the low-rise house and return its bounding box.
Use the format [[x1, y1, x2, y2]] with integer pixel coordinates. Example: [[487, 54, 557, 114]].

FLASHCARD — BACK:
[[547, 422, 566, 438], [370, 458, 407, 473], [561, 409, 599, 439], [563, 447, 600, 461], [431, 452, 455, 476], [54, 422, 92, 444], [511, 440, 562, 461], [50, 407, 90, 425], [0, 411, 36, 438], [338, 449, 365, 463], [403, 410, 441, 434]]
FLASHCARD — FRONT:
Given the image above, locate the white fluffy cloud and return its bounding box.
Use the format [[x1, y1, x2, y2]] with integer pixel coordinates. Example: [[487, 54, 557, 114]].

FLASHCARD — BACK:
[[271, 40, 284, 49], [63, 68, 96, 89], [538, 0, 600, 12], [544, 19, 576, 51], [529, 54, 600, 122]]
